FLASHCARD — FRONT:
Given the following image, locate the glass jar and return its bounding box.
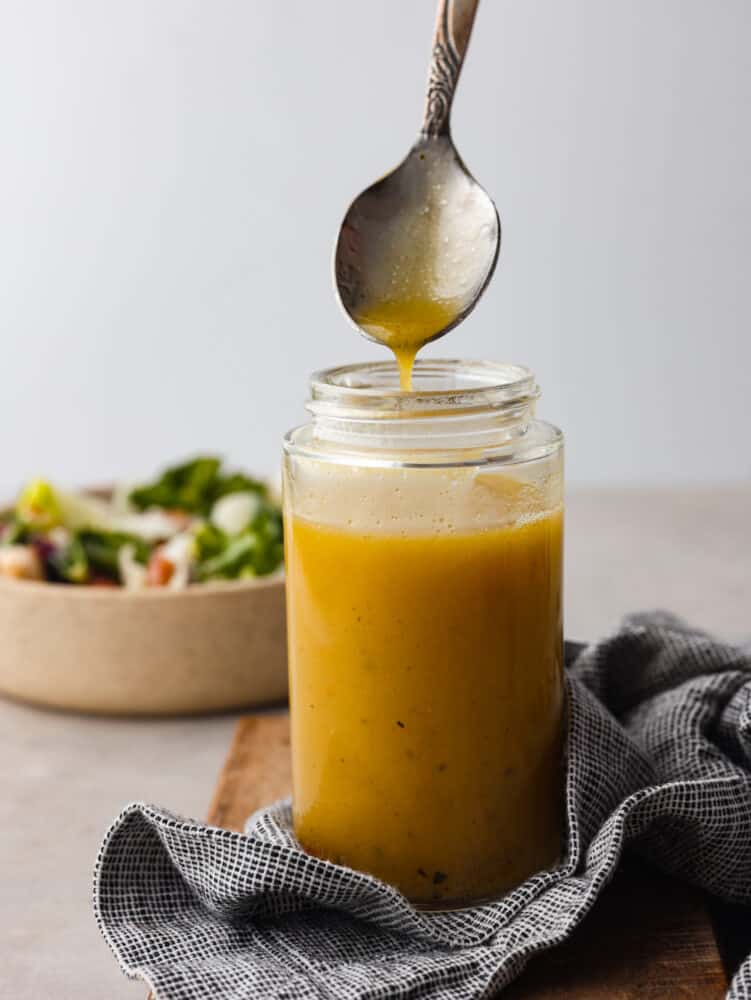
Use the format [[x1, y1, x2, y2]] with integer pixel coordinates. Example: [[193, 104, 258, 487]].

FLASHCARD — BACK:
[[282, 360, 564, 908]]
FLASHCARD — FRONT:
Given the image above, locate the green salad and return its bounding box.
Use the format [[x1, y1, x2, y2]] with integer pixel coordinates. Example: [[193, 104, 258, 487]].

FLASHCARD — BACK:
[[0, 457, 284, 589]]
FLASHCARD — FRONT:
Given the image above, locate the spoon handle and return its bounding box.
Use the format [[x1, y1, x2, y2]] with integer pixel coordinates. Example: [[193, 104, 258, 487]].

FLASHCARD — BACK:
[[421, 0, 481, 137]]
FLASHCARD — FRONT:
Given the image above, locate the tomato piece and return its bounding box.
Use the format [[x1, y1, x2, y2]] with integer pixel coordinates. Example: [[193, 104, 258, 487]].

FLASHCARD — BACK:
[[147, 551, 175, 587]]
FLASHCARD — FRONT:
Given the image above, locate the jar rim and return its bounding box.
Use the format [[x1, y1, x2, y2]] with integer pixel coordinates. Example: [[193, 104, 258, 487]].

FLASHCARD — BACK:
[[309, 359, 539, 418]]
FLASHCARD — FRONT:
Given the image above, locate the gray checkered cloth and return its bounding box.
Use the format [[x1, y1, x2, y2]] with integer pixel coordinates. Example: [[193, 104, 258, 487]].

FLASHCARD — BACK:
[[94, 612, 751, 999]]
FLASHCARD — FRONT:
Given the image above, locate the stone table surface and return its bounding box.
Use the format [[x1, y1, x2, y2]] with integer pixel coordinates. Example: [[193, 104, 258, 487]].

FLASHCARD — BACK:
[[1, 487, 749, 999]]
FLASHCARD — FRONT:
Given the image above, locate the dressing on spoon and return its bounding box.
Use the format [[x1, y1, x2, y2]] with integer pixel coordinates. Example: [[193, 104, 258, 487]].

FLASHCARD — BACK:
[[354, 298, 460, 390]]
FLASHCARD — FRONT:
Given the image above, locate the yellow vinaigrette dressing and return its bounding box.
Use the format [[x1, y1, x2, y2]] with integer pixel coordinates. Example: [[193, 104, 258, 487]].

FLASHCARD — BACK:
[[283, 364, 565, 908], [286, 506, 563, 904]]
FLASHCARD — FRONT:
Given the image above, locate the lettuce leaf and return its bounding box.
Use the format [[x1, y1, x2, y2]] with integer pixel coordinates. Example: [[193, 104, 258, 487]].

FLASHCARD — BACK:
[[47, 535, 89, 584], [128, 457, 267, 516], [79, 530, 151, 579], [195, 503, 283, 581]]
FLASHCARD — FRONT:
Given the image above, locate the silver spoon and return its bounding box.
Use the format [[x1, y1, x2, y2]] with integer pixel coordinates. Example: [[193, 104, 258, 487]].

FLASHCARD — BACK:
[[334, 0, 500, 375]]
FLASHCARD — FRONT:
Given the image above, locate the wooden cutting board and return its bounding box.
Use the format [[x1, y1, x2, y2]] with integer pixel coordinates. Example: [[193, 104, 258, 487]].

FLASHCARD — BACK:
[[202, 714, 728, 999]]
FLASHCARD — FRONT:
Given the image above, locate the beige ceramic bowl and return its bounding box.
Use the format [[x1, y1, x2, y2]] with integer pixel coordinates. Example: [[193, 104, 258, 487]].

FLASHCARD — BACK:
[[0, 573, 288, 715]]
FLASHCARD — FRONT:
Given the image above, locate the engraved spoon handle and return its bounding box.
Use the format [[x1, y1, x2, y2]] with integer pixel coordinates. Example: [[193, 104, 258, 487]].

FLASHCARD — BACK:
[[421, 0, 481, 137]]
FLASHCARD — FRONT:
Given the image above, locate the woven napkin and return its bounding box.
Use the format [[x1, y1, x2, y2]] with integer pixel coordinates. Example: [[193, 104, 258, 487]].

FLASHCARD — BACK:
[[94, 612, 751, 999]]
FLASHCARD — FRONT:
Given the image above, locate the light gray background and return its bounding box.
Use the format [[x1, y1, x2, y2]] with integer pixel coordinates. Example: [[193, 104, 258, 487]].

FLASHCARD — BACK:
[[1, 0, 749, 492]]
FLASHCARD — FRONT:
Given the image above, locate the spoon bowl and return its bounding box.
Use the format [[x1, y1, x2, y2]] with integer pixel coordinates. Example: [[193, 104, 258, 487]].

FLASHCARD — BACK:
[[334, 0, 500, 377], [335, 135, 499, 347]]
